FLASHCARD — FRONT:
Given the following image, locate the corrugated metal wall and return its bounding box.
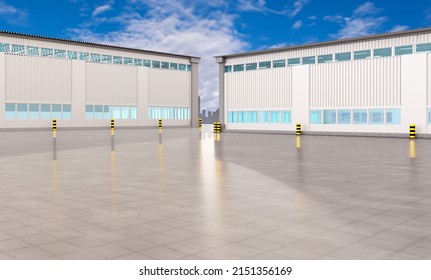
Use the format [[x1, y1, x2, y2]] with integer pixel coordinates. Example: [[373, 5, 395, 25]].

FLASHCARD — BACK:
[[148, 68, 191, 106], [428, 53, 431, 106], [310, 57, 401, 108], [86, 62, 138, 105], [5, 53, 72, 103], [225, 67, 292, 109]]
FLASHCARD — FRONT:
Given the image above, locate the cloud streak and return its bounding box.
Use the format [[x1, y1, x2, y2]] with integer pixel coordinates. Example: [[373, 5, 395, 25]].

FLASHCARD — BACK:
[[0, 1, 28, 25]]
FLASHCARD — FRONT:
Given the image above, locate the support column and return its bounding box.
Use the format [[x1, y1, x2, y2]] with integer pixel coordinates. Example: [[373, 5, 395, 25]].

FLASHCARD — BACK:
[[190, 57, 201, 128], [0, 53, 5, 128], [216, 57, 225, 129]]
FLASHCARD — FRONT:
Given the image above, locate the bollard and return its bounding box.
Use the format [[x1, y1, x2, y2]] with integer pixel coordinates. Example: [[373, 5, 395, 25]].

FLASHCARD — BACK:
[[199, 118, 202, 128], [110, 119, 115, 135], [296, 122, 301, 135], [409, 124, 416, 139], [158, 119, 163, 129], [52, 118, 57, 131], [213, 122, 221, 133]]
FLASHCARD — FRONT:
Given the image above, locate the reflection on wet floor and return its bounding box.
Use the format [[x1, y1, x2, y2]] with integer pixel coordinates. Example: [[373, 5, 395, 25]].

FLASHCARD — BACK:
[[1, 125, 431, 260]]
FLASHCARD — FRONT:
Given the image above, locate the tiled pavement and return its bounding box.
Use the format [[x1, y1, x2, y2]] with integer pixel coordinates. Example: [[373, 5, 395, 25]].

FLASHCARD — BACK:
[[1, 126, 431, 260]]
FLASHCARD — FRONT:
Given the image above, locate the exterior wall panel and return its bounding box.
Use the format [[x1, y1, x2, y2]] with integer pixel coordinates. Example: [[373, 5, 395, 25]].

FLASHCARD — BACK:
[[148, 69, 191, 107]]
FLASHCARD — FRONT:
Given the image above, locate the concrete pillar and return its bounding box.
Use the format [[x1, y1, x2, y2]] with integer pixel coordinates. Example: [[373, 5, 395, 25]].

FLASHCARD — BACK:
[[0, 53, 5, 128], [190, 57, 200, 127], [216, 57, 225, 129]]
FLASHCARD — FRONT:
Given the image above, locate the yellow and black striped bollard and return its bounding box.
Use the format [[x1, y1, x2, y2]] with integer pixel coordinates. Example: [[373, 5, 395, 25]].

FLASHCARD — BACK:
[[158, 119, 163, 129], [52, 118, 57, 138], [111, 119, 115, 136], [409, 124, 416, 139], [296, 122, 301, 135], [213, 122, 221, 133], [199, 118, 202, 128]]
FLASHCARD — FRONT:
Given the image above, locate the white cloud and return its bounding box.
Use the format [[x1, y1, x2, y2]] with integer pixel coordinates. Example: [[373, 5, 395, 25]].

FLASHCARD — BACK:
[[353, 1, 381, 17], [237, 0, 266, 12], [292, 20, 302, 29], [236, 0, 310, 17], [323, 15, 344, 23], [389, 25, 410, 32], [92, 4, 113, 17], [68, 0, 247, 112], [0, 1, 28, 25], [288, 0, 310, 17]]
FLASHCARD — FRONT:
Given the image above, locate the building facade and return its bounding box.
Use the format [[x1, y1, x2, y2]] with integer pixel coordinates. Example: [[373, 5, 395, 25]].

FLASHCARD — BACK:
[[0, 31, 200, 129], [216, 27, 431, 136]]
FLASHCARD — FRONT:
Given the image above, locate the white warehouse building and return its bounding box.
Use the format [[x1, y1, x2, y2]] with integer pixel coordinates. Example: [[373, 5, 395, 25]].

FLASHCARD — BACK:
[[216, 27, 431, 136], [0, 31, 200, 129]]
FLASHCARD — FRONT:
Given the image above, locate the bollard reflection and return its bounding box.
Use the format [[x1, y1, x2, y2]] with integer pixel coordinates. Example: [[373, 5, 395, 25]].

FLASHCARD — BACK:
[[111, 134, 115, 151], [296, 135, 301, 149], [214, 133, 221, 142], [52, 136, 57, 160], [409, 140, 416, 159], [159, 129, 163, 145]]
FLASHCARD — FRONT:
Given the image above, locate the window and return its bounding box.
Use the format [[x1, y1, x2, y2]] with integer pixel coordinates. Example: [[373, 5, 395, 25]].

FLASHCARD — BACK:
[[149, 60, 159, 68], [79, 52, 89, 61], [0, 43, 10, 52], [103, 106, 111, 119], [386, 109, 401, 125], [26, 46, 39, 56], [17, 103, 28, 119], [429, 109, 431, 124], [55, 49, 66, 59], [41, 48, 53, 57], [302, 56, 315, 65], [353, 110, 367, 124], [246, 62, 257, 71], [395, 45, 413, 56], [416, 43, 431, 53], [233, 64, 244, 72], [102, 55, 112, 63], [68, 51, 78, 60], [273, 60, 286, 68], [238, 111, 246, 123], [121, 107, 129, 119], [374, 47, 392, 57], [133, 58, 142, 66], [113, 56, 122, 64], [12, 44, 25, 54], [224, 65, 232, 72], [5, 103, 15, 120], [41, 104, 51, 119], [335, 52, 351, 61], [248, 111, 258, 123], [369, 109, 384, 124], [354, 50, 371, 60], [337, 110, 351, 124], [29, 104, 39, 119], [186, 65, 192, 71], [310, 110, 322, 124], [52, 104, 61, 119], [259, 111, 269, 123], [130, 107, 137, 119], [318, 54, 333, 63], [288, 58, 301, 66], [259, 61, 271, 69], [90, 53, 101, 62], [228, 111, 236, 123], [124, 57, 133, 65], [94, 105, 103, 119], [161, 61, 169, 69], [143, 60, 151, 67], [323, 110, 336, 124], [85, 105, 94, 120], [270, 111, 280, 123], [281, 111, 291, 123], [170, 63, 178, 70], [112, 106, 121, 119], [63, 104, 71, 120]]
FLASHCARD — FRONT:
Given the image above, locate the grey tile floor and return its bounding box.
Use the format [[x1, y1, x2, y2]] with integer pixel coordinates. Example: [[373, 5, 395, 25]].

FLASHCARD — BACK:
[[1, 125, 431, 259]]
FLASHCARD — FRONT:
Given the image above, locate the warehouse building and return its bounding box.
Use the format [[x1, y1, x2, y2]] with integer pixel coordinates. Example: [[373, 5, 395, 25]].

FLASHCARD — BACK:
[[0, 31, 200, 129], [216, 27, 431, 136]]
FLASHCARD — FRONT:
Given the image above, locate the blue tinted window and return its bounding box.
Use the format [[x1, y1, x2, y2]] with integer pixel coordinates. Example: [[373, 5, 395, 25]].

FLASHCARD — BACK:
[[273, 60, 286, 68], [12, 45, 25, 54], [318, 54, 333, 63], [259, 61, 271, 69], [112, 106, 121, 119], [395, 45, 413, 56], [102, 55, 112, 63], [417, 43, 431, 53], [270, 111, 280, 123], [338, 110, 351, 124], [323, 110, 336, 124], [369, 109, 384, 124], [374, 47, 392, 57], [26, 46, 39, 56], [238, 111, 246, 123], [302, 56, 315, 65], [354, 50, 371, 60], [85, 105, 94, 119], [104, 106, 111, 119], [90, 53, 101, 62], [0, 43, 10, 52], [353, 110, 367, 124], [335, 52, 351, 61], [29, 104, 39, 119], [94, 105, 103, 119], [224, 65, 232, 72], [79, 52, 89, 61], [63, 104, 71, 120], [55, 50, 66, 59], [41, 48, 53, 57], [68, 51, 78, 60], [52, 104, 61, 119], [233, 64, 244, 72], [186, 65, 192, 71], [386, 109, 401, 125], [228, 111, 237, 123], [17, 103, 28, 119], [179, 64, 186, 70], [130, 107, 137, 119], [246, 63, 257, 71], [134, 58, 143, 66], [150, 60, 160, 68], [259, 111, 268, 123], [113, 56, 122, 64], [310, 110, 321, 124], [281, 111, 291, 123], [124, 57, 133, 65], [247, 111, 258, 123], [41, 104, 51, 119], [5, 103, 16, 120], [288, 58, 300, 66], [170, 63, 178, 70], [143, 60, 151, 67], [161, 61, 169, 69], [428, 109, 431, 124]]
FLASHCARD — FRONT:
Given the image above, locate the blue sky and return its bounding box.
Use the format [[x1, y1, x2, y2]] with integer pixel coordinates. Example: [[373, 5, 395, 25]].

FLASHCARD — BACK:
[[1, 0, 431, 111]]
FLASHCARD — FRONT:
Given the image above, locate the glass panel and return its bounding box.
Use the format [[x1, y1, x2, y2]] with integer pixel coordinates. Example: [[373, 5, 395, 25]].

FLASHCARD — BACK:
[[0, 43, 10, 53], [335, 52, 351, 61], [369, 109, 384, 124], [12, 44, 25, 54], [103, 106, 111, 119], [270, 111, 280, 123], [41, 48, 53, 57], [41, 104, 51, 119], [228, 111, 235, 123], [54, 49, 66, 59], [281, 111, 291, 123], [386, 109, 401, 124], [233, 64, 244, 72], [170, 63, 178, 70], [113, 56, 122, 64], [310, 110, 322, 124], [273, 59, 286, 68], [302, 56, 315, 65], [121, 107, 129, 119], [245, 62, 257, 71], [259, 111, 268, 123], [17, 103, 28, 119], [417, 43, 431, 53], [288, 58, 301, 66], [5, 103, 16, 120], [143, 60, 151, 67], [29, 104, 39, 119], [102, 55, 112, 63], [68, 51, 78, 60], [26, 46, 39, 56], [152, 60, 161, 68], [112, 106, 121, 119], [259, 61, 271, 69], [85, 105, 94, 120], [224, 65, 232, 72], [318, 54, 333, 63], [52, 104, 61, 119], [337, 110, 351, 124], [179, 64, 186, 71], [186, 65, 192, 71], [395, 45, 413, 56], [94, 105, 103, 119], [134, 58, 143, 66], [79, 52, 89, 61], [247, 111, 256, 123], [323, 110, 336, 124], [353, 109, 367, 124], [374, 47, 392, 57], [90, 53, 101, 62], [237, 111, 246, 123], [124, 57, 133, 65], [62, 104, 71, 120], [429, 109, 431, 124], [161, 61, 169, 69], [354, 50, 371, 60], [130, 107, 137, 119]]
